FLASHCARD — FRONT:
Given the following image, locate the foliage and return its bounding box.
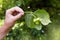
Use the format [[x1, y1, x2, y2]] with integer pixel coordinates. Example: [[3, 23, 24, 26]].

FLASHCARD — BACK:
[[0, 0, 60, 40]]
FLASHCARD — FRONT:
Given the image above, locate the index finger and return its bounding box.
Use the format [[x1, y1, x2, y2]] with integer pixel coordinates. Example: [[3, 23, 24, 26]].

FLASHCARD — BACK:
[[6, 6, 24, 14]]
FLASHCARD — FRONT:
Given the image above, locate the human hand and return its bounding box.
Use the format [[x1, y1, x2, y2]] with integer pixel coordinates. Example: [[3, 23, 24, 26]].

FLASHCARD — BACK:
[[4, 6, 24, 27]]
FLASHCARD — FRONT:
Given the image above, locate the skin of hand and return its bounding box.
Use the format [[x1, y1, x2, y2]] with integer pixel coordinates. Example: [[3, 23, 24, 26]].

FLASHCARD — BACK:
[[4, 6, 24, 27], [0, 6, 24, 40]]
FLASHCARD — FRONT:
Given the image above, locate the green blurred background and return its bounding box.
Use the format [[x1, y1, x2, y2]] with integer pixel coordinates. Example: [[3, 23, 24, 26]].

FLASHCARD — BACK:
[[0, 0, 60, 40]]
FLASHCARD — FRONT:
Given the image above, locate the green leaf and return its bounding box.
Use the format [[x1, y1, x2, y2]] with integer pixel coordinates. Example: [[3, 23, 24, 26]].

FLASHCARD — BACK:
[[25, 14, 35, 28], [25, 13, 42, 30], [33, 9, 51, 25], [0, 19, 4, 26], [15, 0, 23, 6], [0, 0, 2, 4], [35, 23, 42, 30]]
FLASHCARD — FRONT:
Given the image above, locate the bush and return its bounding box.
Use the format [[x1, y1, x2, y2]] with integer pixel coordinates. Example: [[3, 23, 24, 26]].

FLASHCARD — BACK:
[[0, 0, 60, 40]]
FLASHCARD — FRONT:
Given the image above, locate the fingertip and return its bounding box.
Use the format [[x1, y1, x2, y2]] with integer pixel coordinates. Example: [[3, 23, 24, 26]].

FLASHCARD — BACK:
[[20, 12, 24, 16]]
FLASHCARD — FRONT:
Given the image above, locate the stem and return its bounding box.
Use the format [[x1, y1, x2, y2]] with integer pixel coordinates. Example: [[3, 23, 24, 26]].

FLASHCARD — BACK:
[[24, 11, 37, 18]]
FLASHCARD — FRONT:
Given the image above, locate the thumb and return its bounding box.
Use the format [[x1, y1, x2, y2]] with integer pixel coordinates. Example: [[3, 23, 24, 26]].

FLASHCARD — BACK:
[[14, 12, 24, 20]]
